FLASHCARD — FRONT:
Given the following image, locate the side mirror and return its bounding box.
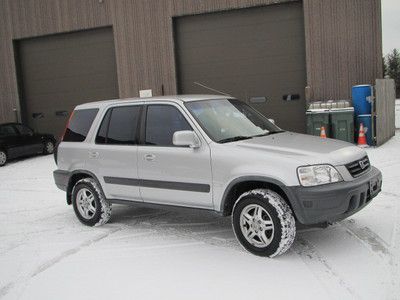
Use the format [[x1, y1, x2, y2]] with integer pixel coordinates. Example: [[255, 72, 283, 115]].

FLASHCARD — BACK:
[[173, 131, 200, 149]]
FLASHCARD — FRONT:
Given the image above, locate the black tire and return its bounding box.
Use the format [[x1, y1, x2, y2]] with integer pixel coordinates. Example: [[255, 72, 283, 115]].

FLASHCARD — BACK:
[[232, 189, 296, 257], [0, 150, 7, 167], [72, 178, 112, 226], [43, 140, 55, 155]]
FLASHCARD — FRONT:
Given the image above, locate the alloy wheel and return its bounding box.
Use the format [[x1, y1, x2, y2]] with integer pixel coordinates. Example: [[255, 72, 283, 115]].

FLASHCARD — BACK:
[[46, 141, 54, 154], [76, 188, 97, 220], [0, 151, 6, 166], [239, 204, 275, 248]]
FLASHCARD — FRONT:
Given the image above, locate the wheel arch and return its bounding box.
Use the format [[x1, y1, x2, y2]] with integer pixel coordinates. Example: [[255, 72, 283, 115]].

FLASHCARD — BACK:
[[0, 146, 7, 165], [0, 144, 8, 154], [66, 170, 104, 205], [220, 176, 297, 219]]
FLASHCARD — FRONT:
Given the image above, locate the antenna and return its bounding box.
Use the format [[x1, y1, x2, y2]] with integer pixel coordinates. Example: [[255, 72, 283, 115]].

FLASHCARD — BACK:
[[194, 81, 232, 97]]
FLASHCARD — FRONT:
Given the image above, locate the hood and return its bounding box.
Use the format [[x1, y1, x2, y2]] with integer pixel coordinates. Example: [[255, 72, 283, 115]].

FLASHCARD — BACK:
[[235, 132, 366, 165]]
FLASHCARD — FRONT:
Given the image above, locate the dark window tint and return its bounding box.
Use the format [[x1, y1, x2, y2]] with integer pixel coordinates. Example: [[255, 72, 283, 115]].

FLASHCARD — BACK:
[[145, 105, 192, 146], [96, 106, 140, 145], [14, 124, 33, 136], [95, 109, 111, 144], [0, 125, 17, 137], [63, 109, 98, 142]]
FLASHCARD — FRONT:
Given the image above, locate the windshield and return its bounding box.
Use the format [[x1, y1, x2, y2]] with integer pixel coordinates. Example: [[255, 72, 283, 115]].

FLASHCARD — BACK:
[[185, 99, 282, 143]]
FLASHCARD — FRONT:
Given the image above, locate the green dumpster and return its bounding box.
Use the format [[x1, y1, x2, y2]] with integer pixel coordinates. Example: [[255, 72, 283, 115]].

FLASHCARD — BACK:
[[306, 109, 330, 137], [330, 108, 354, 143]]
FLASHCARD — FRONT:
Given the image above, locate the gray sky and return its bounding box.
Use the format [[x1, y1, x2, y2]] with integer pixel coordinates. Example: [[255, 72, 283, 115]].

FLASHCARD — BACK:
[[382, 0, 400, 55]]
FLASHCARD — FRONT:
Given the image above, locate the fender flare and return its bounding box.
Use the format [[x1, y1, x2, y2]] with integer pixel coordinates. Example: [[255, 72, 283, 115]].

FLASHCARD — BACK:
[[219, 176, 300, 216], [66, 170, 106, 205]]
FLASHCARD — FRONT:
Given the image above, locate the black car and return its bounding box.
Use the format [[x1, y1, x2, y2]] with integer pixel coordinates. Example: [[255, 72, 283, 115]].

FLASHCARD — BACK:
[[0, 123, 56, 166]]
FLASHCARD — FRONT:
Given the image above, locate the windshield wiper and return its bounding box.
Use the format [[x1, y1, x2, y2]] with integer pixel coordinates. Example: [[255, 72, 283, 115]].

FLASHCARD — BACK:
[[219, 131, 285, 143], [218, 136, 253, 143], [253, 130, 285, 138], [268, 130, 285, 135]]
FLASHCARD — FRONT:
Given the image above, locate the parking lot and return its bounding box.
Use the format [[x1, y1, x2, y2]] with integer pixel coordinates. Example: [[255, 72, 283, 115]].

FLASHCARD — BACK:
[[0, 133, 399, 300]]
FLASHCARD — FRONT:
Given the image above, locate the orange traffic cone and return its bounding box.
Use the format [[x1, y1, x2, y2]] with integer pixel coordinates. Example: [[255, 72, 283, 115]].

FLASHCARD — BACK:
[[357, 123, 368, 147], [320, 126, 327, 138]]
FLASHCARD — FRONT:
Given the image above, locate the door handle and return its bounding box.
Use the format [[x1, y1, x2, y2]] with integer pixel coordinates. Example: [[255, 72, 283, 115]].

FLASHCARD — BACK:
[[89, 151, 99, 159], [144, 154, 156, 161]]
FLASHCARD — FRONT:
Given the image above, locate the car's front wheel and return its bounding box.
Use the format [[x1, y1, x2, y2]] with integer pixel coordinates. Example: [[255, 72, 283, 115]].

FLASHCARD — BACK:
[[43, 140, 55, 155], [0, 150, 7, 167], [232, 189, 296, 257], [72, 178, 112, 226]]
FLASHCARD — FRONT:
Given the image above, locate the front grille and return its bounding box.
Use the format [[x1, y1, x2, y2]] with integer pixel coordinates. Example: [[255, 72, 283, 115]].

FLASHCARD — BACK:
[[346, 156, 370, 177]]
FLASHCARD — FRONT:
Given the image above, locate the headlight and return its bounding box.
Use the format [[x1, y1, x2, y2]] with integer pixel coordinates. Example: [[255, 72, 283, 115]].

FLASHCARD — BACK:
[[297, 165, 343, 187]]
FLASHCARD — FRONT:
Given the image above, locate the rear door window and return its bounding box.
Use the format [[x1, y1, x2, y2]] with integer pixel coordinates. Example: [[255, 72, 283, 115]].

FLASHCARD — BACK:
[[145, 105, 192, 146], [63, 109, 99, 142], [0, 125, 18, 137], [96, 106, 141, 145], [14, 124, 33, 136]]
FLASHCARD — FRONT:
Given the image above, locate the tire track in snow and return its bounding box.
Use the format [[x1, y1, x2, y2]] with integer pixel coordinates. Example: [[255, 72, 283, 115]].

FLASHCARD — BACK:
[[340, 194, 400, 298], [0, 226, 122, 298], [119, 212, 240, 250], [30, 227, 121, 277], [341, 219, 391, 258], [293, 237, 359, 299]]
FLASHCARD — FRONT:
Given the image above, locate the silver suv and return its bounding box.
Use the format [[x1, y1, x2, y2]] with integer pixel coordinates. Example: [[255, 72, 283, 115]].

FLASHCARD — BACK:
[[53, 95, 382, 257]]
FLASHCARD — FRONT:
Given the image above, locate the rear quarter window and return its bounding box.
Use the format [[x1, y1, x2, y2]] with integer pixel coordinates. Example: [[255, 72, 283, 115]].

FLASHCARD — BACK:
[[0, 125, 17, 137], [63, 109, 99, 142]]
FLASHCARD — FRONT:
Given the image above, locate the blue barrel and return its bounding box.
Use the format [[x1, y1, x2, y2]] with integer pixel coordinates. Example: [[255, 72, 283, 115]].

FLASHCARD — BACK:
[[356, 114, 373, 145], [352, 85, 372, 116]]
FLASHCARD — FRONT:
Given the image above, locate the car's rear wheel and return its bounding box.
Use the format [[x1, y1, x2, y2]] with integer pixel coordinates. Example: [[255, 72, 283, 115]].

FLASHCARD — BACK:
[[0, 150, 7, 167], [232, 188, 296, 257], [43, 140, 55, 155], [72, 178, 112, 226]]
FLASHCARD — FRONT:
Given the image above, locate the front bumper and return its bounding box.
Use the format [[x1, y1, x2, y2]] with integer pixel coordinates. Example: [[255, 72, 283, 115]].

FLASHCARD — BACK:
[[286, 166, 382, 225]]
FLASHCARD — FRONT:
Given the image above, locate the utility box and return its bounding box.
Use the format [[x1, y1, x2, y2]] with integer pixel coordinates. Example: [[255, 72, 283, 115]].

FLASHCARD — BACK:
[[330, 108, 355, 143], [306, 109, 330, 137]]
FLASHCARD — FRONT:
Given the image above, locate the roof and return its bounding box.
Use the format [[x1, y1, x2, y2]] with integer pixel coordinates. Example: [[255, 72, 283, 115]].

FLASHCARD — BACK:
[[0, 122, 22, 126], [75, 94, 233, 109]]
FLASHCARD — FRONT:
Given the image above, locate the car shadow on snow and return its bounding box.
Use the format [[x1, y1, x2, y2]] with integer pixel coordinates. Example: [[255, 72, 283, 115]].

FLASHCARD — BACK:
[[107, 204, 390, 260]]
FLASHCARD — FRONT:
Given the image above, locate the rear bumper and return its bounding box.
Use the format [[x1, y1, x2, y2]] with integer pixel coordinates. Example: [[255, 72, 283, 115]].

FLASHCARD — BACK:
[[286, 166, 382, 225], [53, 170, 69, 191]]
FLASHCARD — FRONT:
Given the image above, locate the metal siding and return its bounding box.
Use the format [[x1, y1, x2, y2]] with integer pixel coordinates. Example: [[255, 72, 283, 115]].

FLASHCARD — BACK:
[[303, 0, 383, 101], [375, 79, 396, 146], [0, 0, 382, 125]]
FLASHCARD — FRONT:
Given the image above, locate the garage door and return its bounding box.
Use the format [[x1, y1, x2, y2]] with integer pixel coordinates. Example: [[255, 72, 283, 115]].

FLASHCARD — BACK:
[[16, 27, 119, 139], [175, 2, 307, 132]]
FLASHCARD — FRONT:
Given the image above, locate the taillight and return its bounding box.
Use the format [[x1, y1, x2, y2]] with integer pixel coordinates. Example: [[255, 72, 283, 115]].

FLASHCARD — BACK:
[[61, 110, 74, 141]]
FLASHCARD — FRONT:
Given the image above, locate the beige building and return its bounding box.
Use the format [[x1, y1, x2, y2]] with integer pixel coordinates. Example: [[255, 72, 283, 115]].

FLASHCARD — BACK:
[[0, 0, 382, 137]]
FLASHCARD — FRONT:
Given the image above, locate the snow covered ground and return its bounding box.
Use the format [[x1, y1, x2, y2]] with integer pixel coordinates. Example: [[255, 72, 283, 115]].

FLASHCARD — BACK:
[[0, 133, 399, 300]]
